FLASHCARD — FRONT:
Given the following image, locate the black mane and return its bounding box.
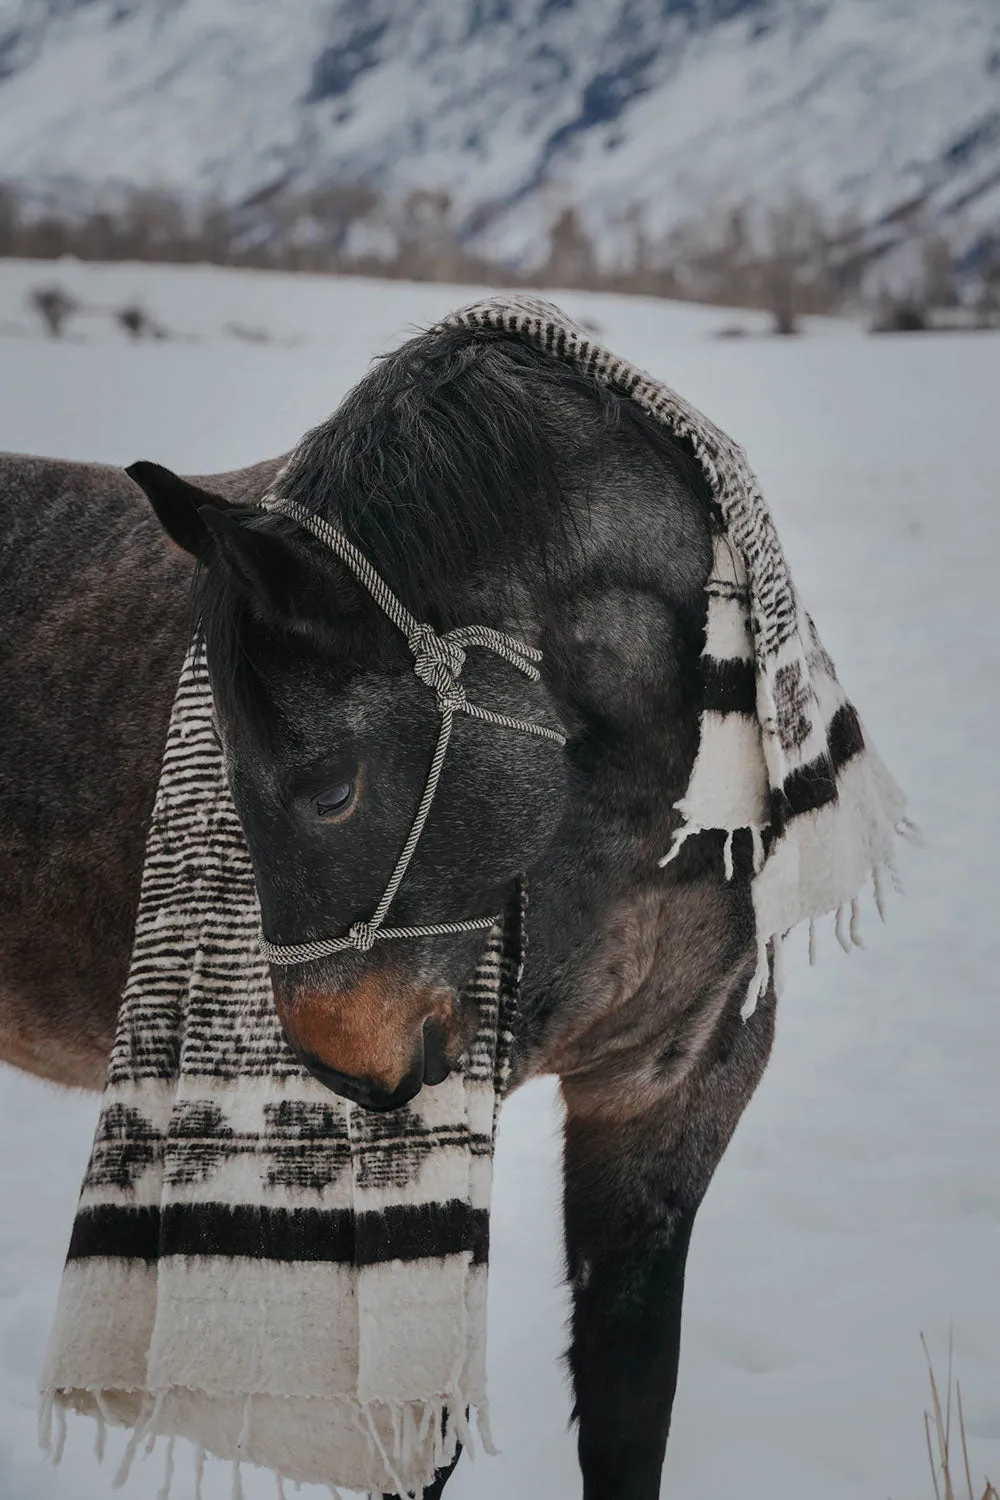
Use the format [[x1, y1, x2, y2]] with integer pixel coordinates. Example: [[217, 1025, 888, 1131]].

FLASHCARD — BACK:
[[278, 324, 607, 605], [195, 323, 712, 717]]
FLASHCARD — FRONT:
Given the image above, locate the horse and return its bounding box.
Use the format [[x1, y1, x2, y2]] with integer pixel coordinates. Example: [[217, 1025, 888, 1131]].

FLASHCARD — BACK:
[[0, 323, 777, 1500]]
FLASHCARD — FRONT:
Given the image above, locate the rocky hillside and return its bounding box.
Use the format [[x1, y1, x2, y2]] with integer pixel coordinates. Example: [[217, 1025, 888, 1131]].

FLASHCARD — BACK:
[[0, 0, 997, 282]]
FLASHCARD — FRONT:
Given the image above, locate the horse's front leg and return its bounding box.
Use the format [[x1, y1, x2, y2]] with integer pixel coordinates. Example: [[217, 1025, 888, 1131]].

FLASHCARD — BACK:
[[562, 986, 777, 1500]]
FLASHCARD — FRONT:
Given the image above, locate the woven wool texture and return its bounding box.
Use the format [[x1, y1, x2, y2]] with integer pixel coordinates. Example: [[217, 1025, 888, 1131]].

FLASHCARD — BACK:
[[40, 296, 905, 1498], [40, 650, 524, 1498]]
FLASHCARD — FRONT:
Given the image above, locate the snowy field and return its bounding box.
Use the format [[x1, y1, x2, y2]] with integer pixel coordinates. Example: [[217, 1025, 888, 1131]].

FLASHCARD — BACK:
[[0, 259, 998, 1500]]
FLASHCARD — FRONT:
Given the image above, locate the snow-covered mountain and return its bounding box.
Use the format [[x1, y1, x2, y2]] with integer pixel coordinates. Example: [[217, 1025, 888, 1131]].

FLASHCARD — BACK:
[[0, 0, 998, 273]]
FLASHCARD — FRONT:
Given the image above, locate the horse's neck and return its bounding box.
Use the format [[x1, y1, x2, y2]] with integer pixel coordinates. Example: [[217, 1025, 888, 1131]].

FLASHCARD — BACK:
[[507, 420, 721, 1078], [514, 613, 706, 1067]]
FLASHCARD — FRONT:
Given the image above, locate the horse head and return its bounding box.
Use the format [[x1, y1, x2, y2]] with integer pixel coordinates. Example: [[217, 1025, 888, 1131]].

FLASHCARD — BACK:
[[131, 325, 717, 1110]]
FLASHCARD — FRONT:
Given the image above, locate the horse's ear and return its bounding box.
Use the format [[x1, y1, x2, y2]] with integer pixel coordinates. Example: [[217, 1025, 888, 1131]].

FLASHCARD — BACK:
[[199, 506, 333, 622], [126, 461, 226, 560]]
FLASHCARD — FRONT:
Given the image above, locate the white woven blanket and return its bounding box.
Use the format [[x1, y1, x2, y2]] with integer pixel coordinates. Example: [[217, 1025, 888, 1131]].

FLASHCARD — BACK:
[[40, 296, 906, 1499]]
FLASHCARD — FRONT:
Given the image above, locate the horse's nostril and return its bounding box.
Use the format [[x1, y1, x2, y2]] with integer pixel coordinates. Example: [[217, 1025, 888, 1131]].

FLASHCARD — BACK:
[[421, 1018, 451, 1086]]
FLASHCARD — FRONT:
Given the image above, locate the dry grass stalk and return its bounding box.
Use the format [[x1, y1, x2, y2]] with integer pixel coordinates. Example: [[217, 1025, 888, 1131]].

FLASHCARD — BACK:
[[922, 1333, 998, 1500]]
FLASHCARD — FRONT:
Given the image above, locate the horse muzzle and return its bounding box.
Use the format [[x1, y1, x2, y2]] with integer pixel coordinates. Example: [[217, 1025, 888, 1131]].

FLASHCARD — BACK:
[[272, 971, 463, 1111]]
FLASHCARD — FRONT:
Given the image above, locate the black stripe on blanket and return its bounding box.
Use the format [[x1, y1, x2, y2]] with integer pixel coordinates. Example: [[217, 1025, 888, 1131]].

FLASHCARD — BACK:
[[772, 704, 865, 826], [67, 1201, 490, 1266], [701, 657, 757, 715]]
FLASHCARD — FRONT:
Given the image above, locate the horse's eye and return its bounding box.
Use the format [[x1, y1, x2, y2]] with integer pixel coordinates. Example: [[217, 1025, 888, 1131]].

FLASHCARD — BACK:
[[315, 781, 354, 818]]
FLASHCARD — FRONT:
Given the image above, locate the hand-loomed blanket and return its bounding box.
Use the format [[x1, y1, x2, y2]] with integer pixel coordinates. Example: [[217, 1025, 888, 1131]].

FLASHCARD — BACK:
[[40, 296, 906, 1499], [39, 646, 524, 1498]]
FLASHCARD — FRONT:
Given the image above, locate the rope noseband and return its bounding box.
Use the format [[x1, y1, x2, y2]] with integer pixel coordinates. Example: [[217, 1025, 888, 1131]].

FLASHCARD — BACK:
[[254, 496, 566, 967]]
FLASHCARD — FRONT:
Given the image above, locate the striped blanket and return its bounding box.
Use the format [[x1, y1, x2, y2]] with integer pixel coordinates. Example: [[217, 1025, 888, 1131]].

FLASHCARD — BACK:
[[40, 647, 523, 1498]]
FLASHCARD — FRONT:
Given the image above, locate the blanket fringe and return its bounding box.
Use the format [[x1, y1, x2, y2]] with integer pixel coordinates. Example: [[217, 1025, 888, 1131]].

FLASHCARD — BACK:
[[750, 825, 765, 874], [41, 1303, 474, 1493], [660, 819, 769, 873], [451, 1403, 477, 1459], [873, 865, 886, 922], [723, 830, 734, 880], [156, 1434, 176, 1500], [741, 938, 771, 1018], [44, 1374, 550, 1498], [112, 1392, 155, 1489], [49, 1399, 67, 1467], [38, 1392, 53, 1457], [659, 822, 694, 869], [94, 1392, 113, 1462], [477, 1396, 499, 1458], [38, 1391, 67, 1468], [742, 849, 904, 1017]]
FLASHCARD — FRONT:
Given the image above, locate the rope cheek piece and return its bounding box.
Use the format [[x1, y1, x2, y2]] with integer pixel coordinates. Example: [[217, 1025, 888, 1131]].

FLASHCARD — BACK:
[[253, 496, 567, 969]]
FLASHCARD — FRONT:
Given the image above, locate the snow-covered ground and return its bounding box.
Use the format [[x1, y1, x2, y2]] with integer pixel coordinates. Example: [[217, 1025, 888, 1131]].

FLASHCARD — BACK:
[[1, 260, 998, 1500]]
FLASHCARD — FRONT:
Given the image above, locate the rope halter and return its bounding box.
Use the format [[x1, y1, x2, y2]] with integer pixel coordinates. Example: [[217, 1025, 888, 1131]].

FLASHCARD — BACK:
[[253, 495, 566, 968]]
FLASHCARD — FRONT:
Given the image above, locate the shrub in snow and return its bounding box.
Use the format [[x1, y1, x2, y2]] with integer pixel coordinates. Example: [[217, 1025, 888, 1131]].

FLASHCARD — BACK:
[[115, 303, 167, 340], [872, 299, 928, 333], [28, 284, 78, 338]]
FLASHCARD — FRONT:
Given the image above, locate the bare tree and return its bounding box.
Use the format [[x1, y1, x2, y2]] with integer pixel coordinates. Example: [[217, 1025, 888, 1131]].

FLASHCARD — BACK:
[[758, 193, 828, 335], [306, 183, 380, 265], [614, 204, 683, 298], [544, 206, 596, 288], [0, 184, 18, 255], [920, 232, 959, 309], [648, 194, 836, 325], [75, 210, 120, 262], [975, 240, 1000, 329], [395, 189, 467, 281], [194, 197, 236, 264], [20, 217, 71, 259], [118, 190, 188, 259]]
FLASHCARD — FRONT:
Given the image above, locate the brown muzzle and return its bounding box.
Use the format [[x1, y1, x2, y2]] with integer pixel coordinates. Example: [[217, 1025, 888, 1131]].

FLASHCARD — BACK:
[[272, 969, 464, 1111]]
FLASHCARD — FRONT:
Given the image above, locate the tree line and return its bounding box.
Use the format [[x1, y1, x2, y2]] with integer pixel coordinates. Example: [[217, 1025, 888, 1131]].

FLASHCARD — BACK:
[[3, 181, 997, 335]]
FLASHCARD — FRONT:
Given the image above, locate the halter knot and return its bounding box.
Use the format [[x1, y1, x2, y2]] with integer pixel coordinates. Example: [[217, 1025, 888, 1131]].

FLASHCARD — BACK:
[[347, 921, 378, 953], [408, 624, 468, 712]]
